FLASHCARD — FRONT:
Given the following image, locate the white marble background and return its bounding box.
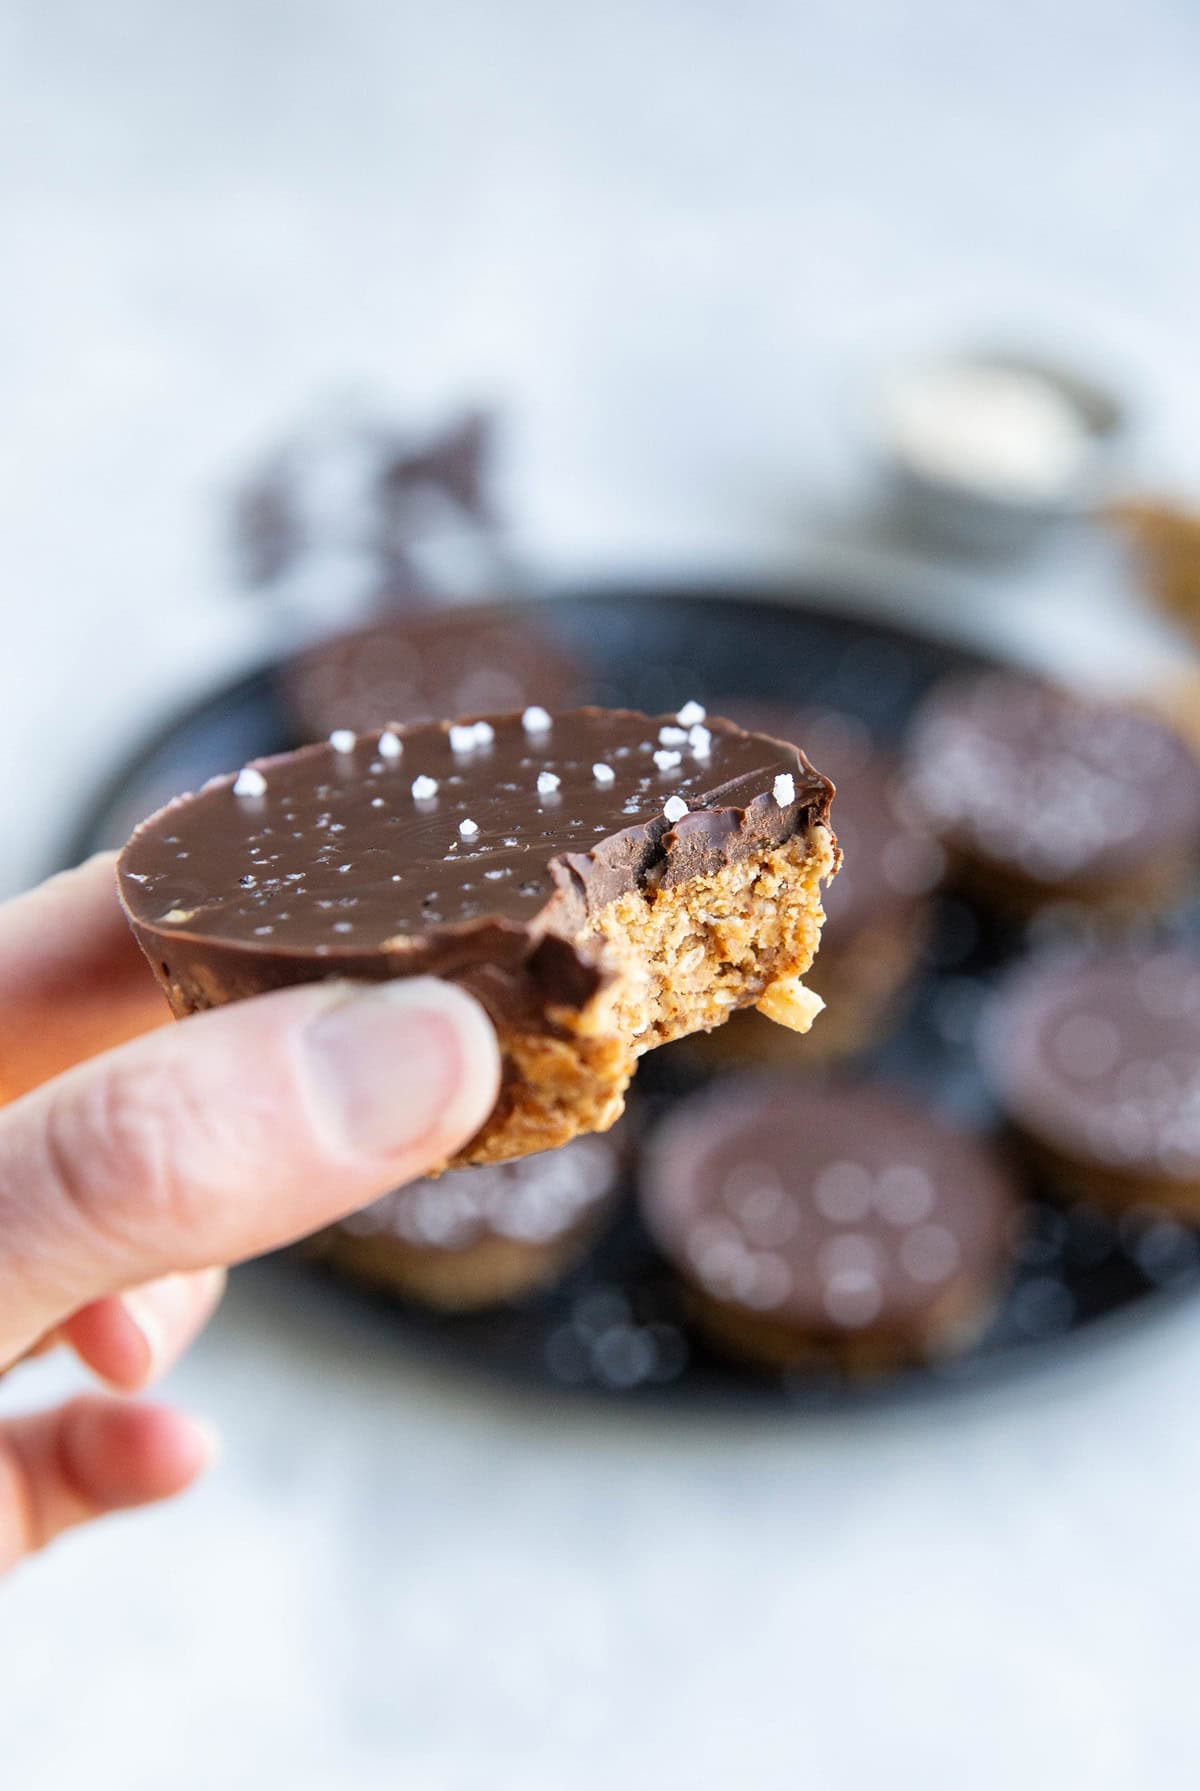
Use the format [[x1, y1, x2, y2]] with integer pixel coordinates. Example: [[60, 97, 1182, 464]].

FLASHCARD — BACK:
[[2, 2, 1199, 1786]]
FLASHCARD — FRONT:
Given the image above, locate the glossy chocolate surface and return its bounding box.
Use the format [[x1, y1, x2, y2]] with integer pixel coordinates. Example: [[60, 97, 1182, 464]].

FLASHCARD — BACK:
[[118, 708, 834, 969], [643, 1080, 1016, 1328], [985, 950, 1200, 1179], [282, 607, 585, 741], [338, 1131, 624, 1252], [905, 673, 1200, 885], [724, 702, 942, 931]]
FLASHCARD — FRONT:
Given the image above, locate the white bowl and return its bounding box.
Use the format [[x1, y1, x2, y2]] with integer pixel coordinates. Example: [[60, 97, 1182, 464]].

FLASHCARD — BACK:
[[869, 349, 1128, 556]]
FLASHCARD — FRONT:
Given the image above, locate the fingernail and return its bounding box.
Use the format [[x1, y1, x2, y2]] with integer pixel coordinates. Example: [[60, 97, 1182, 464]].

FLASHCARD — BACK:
[[302, 979, 498, 1161], [120, 1289, 169, 1379], [185, 1416, 222, 1470], [189, 1265, 228, 1311], [113, 1269, 224, 1388]]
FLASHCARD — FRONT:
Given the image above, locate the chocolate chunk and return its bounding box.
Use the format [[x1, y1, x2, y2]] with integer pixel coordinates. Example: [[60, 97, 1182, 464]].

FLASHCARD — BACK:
[[231, 407, 500, 603], [378, 410, 494, 529]]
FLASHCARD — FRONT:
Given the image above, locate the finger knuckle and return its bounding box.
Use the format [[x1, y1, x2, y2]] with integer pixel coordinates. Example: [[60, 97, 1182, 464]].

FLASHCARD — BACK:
[[42, 1052, 197, 1249]]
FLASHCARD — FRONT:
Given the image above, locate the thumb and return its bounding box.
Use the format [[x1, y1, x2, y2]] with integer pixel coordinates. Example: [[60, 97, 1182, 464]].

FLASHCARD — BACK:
[[0, 977, 498, 1357]]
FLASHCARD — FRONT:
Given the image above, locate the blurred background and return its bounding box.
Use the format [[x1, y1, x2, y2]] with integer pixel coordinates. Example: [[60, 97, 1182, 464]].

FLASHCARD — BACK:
[[5, 3, 1200, 1787]]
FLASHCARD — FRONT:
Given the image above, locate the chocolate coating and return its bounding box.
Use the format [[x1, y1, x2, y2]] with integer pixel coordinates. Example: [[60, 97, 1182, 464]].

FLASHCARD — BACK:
[[905, 673, 1200, 888], [724, 703, 942, 932], [281, 608, 585, 742], [984, 950, 1200, 1181], [827, 763, 941, 930], [118, 707, 834, 1018], [642, 1080, 1017, 1331], [338, 1131, 623, 1252]]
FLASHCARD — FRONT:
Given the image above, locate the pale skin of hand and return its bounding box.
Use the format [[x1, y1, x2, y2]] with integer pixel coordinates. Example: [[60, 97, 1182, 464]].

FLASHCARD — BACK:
[[0, 855, 500, 1575]]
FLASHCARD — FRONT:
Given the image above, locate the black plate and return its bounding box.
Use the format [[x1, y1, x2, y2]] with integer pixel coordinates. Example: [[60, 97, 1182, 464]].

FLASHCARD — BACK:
[[66, 586, 1200, 1407]]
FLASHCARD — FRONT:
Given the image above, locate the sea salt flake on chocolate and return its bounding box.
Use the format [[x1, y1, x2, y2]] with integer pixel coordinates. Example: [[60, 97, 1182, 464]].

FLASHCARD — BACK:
[[377, 730, 402, 759], [658, 726, 688, 746], [812, 1160, 873, 1223], [449, 723, 479, 754], [773, 773, 796, 806], [592, 762, 616, 785], [677, 701, 706, 727], [411, 775, 439, 800], [874, 1163, 935, 1225], [522, 705, 552, 734], [654, 749, 682, 771], [900, 1223, 961, 1284], [473, 721, 496, 746], [328, 729, 356, 753], [233, 767, 267, 798], [663, 795, 689, 824], [537, 771, 561, 794], [459, 818, 480, 839], [741, 1254, 793, 1310], [822, 1267, 884, 1327]]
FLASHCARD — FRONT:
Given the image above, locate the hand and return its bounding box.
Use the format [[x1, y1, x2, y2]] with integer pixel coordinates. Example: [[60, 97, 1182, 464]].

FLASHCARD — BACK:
[[0, 855, 499, 1573]]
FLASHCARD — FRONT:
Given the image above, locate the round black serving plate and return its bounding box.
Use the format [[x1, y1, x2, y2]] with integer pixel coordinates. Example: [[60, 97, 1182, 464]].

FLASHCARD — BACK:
[[66, 586, 1200, 1408]]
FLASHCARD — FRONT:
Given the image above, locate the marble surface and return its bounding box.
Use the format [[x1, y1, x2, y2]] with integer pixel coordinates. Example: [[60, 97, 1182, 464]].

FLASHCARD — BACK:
[[3, 2, 1199, 1786]]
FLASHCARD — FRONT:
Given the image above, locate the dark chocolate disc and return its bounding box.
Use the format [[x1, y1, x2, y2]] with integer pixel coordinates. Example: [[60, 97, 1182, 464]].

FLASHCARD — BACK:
[[983, 949, 1200, 1181], [904, 673, 1200, 886], [281, 608, 586, 742], [338, 1130, 624, 1253], [642, 1079, 1018, 1332]]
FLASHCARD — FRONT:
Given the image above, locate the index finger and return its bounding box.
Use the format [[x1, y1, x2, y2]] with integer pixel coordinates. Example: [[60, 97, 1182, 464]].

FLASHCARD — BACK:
[[0, 856, 170, 1104]]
